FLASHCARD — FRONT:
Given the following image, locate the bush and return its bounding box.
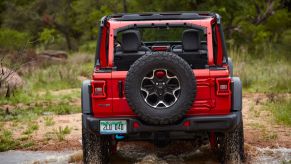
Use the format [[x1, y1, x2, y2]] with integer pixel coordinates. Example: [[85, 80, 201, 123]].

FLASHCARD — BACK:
[[38, 28, 68, 50], [79, 41, 97, 53], [0, 28, 29, 50]]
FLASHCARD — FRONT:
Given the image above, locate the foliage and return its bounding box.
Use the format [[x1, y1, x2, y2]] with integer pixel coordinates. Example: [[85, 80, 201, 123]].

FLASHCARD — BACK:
[[0, 28, 29, 50], [79, 41, 97, 53], [38, 28, 64, 49], [0, 0, 290, 51]]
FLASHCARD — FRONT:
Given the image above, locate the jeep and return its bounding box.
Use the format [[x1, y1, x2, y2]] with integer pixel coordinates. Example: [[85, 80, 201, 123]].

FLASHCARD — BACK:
[[81, 12, 244, 163]]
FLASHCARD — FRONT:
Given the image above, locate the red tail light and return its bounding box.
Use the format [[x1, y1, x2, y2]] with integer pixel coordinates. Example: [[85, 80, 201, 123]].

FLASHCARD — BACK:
[[133, 122, 140, 128], [92, 80, 106, 98], [216, 78, 231, 96]]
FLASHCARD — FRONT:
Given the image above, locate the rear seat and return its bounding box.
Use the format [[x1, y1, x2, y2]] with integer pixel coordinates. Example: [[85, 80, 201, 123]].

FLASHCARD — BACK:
[[172, 29, 208, 69], [114, 30, 151, 70]]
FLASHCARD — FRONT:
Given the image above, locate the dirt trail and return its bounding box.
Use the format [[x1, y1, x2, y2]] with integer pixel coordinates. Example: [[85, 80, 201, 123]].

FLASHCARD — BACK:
[[243, 93, 291, 148], [1, 92, 290, 163]]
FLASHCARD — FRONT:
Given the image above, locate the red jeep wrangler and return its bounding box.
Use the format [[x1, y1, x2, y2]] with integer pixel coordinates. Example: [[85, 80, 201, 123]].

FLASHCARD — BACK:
[[81, 12, 244, 163]]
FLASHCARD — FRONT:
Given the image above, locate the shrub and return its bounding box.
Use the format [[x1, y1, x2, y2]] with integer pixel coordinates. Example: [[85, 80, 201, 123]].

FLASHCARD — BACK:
[[0, 28, 29, 50], [79, 41, 97, 53]]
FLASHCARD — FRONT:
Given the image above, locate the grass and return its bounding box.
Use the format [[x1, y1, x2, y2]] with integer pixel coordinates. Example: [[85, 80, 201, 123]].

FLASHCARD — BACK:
[[248, 122, 265, 130], [0, 130, 20, 151], [230, 46, 291, 93], [0, 53, 91, 107], [265, 98, 291, 126], [44, 126, 72, 141], [0, 102, 80, 122], [0, 129, 37, 151], [22, 122, 39, 135], [282, 160, 291, 164], [54, 126, 71, 141], [44, 116, 55, 126], [23, 53, 93, 91], [0, 88, 79, 106], [0, 54, 88, 151], [261, 128, 278, 141]]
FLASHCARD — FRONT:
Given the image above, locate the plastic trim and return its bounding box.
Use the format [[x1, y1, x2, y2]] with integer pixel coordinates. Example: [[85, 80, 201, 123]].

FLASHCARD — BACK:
[[84, 112, 242, 134], [231, 77, 242, 111], [228, 57, 233, 77], [81, 80, 92, 114]]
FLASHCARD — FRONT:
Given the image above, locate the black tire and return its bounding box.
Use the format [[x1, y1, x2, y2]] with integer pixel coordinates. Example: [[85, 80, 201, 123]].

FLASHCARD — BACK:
[[82, 124, 112, 164], [125, 52, 196, 125], [220, 119, 245, 164]]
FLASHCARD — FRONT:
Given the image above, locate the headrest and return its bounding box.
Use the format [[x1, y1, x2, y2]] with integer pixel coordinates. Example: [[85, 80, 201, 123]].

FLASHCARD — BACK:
[[182, 29, 200, 52], [121, 30, 141, 52]]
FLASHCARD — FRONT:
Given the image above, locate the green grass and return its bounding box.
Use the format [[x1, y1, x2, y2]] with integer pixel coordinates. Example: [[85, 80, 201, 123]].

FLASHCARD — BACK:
[[230, 46, 291, 93], [0, 53, 91, 106], [44, 116, 55, 126], [0, 129, 36, 151], [0, 130, 20, 151], [265, 98, 291, 126], [22, 122, 39, 135], [0, 102, 80, 122], [0, 87, 79, 106], [24, 54, 93, 91], [54, 126, 71, 141]]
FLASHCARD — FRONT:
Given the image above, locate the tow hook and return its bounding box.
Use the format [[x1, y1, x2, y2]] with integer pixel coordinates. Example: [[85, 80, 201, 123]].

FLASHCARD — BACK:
[[115, 134, 125, 140]]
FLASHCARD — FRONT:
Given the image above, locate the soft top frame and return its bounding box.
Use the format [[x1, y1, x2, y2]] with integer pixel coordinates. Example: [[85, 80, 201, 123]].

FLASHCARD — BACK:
[[108, 11, 216, 21]]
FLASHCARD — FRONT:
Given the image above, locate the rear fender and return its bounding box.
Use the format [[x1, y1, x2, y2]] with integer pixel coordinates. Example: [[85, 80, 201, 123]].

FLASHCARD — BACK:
[[81, 80, 92, 114], [231, 77, 242, 111]]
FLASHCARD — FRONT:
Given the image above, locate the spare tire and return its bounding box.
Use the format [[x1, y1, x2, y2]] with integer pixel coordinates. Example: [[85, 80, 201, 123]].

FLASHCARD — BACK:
[[125, 52, 196, 125]]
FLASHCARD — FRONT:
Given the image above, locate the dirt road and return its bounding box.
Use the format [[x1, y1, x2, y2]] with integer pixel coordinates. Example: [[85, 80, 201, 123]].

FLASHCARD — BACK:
[[1, 93, 290, 163]]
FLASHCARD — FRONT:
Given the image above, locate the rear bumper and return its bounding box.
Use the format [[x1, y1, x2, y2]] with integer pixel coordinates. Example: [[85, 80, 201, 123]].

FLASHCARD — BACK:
[[83, 112, 242, 134]]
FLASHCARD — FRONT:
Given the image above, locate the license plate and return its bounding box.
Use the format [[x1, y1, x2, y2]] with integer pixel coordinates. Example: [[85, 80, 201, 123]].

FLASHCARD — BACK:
[[100, 120, 127, 134]]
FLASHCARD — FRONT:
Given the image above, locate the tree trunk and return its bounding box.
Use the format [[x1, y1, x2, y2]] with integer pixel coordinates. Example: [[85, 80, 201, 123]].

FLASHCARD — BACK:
[[123, 0, 127, 13], [64, 33, 72, 50]]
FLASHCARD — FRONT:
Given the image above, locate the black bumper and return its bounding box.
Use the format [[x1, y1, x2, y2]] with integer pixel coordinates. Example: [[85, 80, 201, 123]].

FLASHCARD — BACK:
[[83, 112, 242, 134]]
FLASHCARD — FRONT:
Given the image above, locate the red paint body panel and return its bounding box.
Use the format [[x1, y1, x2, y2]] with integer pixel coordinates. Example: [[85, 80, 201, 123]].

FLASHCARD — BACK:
[[92, 69, 231, 117]]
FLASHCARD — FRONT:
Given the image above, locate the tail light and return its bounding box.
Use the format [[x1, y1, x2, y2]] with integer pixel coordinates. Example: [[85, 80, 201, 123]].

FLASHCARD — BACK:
[[133, 122, 140, 128], [92, 80, 106, 98], [216, 78, 231, 96]]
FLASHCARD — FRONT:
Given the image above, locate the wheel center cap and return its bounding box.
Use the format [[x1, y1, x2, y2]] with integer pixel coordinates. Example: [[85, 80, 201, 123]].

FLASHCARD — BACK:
[[155, 70, 166, 78]]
